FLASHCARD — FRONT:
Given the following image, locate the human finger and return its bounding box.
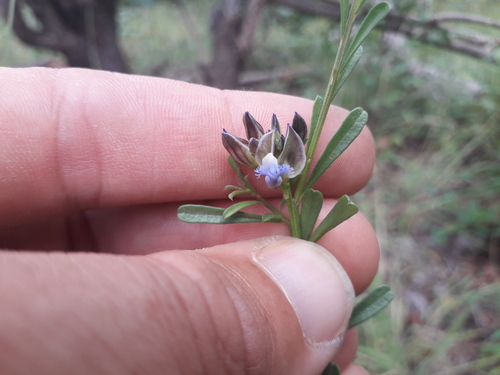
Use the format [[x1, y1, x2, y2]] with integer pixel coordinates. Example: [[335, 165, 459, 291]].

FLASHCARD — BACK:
[[0, 237, 356, 375], [0, 68, 375, 227], [0, 199, 379, 295]]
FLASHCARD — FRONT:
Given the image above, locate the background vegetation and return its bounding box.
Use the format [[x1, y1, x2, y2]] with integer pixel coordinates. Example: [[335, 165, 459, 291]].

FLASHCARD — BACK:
[[1, 0, 499, 373]]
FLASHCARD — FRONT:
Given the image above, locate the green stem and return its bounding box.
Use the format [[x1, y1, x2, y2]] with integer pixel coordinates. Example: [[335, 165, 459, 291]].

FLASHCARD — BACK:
[[295, 5, 359, 200], [281, 181, 301, 238], [255, 194, 290, 225], [243, 178, 290, 225]]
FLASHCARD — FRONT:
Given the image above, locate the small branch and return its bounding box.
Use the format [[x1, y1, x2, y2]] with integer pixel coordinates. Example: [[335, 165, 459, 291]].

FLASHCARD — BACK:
[[427, 13, 500, 29], [268, 0, 499, 64]]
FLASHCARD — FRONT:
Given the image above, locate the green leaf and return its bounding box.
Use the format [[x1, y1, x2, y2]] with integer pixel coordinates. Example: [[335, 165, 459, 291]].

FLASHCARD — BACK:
[[340, 0, 349, 35], [228, 155, 245, 180], [178, 205, 263, 224], [262, 213, 282, 223], [300, 189, 323, 240], [307, 95, 324, 150], [332, 46, 363, 99], [279, 198, 286, 211], [309, 195, 358, 242], [227, 189, 250, 201], [344, 2, 391, 66], [348, 285, 394, 329], [353, 0, 368, 14], [223, 200, 261, 219], [322, 362, 341, 375], [306, 108, 368, 190]]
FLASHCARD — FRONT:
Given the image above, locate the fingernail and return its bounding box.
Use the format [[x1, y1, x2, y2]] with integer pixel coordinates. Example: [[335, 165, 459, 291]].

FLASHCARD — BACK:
[[254, 238, 355, 344]]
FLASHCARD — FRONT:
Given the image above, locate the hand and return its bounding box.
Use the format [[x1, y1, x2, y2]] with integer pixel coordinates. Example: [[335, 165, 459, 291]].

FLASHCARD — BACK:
[[0, 68, 379, 375]]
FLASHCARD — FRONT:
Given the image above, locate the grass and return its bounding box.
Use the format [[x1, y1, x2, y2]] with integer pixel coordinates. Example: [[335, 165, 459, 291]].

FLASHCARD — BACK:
[[1, 0, 499, 373]]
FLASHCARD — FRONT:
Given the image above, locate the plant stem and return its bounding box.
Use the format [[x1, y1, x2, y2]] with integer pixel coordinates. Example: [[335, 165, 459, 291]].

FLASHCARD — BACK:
[[295, 4, 359, 200], [281, 181, 301, 238], [255, 194, 290, 225], [243, 178, 290, 224]]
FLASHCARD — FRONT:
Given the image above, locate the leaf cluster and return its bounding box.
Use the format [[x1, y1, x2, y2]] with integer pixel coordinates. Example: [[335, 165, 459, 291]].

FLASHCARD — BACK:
[[177, 1, 389, 241]]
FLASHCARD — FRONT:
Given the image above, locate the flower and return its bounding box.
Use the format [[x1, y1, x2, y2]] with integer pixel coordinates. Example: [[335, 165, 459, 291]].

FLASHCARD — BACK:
[[221, 112, 263, 168], [255, 153, 294, 189], [222, 112, 307, 188]]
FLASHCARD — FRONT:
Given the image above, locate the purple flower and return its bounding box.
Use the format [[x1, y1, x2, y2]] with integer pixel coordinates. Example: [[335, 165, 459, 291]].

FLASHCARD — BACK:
[[255, 153, 294, 189], [222, 112, 307, 189]]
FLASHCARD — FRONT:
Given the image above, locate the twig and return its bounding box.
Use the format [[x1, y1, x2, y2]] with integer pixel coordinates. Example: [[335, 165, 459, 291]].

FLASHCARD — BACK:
[[269, 0, 499, 64], [427, 13, 500, 29]]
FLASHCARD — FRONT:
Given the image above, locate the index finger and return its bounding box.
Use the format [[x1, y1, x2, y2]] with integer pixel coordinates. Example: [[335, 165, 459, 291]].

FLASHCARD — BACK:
[[0, 68, 375, 226]]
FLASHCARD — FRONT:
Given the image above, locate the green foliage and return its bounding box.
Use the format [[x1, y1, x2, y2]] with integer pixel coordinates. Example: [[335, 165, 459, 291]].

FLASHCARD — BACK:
[[299, 189, 323, 240], [307, 95, 325, 147], [306, 107, 368, 190], [223, 201, 261, 219], [348, 285, 394, 329], [309, 195, 359, 243], [344, 2, 390, 68], [332, 46, 363, 99], [356, 275, 500, 374], [179, 1, 387, 254], [364, 46, 500, 252], [178, 205, 280, 224]]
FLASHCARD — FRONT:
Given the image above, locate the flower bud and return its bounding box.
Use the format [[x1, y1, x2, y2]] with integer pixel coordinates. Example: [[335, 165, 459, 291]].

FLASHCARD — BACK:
[[291, 112, 308, 143], [243, 112, 265, 140], [222, 130, 258, 168]]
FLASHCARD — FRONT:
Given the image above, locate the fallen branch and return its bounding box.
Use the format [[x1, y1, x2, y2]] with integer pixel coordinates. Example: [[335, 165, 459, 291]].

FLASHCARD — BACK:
[[426, 13, 500, 29], [269, 0, 499, 64]]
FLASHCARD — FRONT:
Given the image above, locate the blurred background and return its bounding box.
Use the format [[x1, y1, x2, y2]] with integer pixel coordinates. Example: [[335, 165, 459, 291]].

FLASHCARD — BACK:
[[1, 0, 499, 373]]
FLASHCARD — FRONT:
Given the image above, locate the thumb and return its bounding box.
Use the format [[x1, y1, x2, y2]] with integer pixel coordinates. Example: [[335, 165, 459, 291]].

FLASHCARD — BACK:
[[0, 237, 355, 375]]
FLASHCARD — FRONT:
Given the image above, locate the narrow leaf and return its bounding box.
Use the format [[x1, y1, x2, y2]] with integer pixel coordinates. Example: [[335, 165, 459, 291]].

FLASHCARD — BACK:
[[227, 189, 250, 201], [309, 195, 358, 242], [345, 2, 391, 66], [228, 155, 245, 180], [261, 213, 282, 223], [348, 285, 394, 329], [322, 362, 341, 375], [306, 108, 368, 190], [307, 95, 324, 150], [223, 200, 261, 219], [353, 0, 368, 14], [279, 199, 287, 210], [340, 0, 349, 35], [332, 46, 363, 99], [300, 189, 323, 240], [178, 205, 263, 224]]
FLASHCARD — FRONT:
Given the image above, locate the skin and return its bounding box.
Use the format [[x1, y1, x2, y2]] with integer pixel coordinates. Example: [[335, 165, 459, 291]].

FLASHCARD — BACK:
[[0, 67, 379, 375]]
